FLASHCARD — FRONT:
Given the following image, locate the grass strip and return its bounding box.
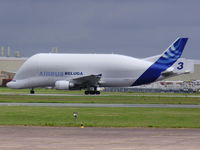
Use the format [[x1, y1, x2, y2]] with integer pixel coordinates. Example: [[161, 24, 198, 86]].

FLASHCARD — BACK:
[[0, 106, 200, 128]]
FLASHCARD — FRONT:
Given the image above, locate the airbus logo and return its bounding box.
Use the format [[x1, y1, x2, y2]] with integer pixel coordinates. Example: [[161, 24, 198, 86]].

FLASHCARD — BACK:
[[39, 72, 83, 77]]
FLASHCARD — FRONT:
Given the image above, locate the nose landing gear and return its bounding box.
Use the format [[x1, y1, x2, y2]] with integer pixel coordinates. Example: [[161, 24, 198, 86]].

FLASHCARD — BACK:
[[30, 89, 35, 94]]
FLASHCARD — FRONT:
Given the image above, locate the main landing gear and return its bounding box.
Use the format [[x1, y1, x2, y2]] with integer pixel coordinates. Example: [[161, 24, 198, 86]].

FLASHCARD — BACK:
[[84, 87, 100, 95], [30, 88, 35, 94], [84, 90, 100, 95]]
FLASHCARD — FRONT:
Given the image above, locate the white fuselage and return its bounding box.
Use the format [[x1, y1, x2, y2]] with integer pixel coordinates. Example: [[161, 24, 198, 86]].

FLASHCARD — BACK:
[[8, 53, 153, 89], [6, 38, 189, 91]]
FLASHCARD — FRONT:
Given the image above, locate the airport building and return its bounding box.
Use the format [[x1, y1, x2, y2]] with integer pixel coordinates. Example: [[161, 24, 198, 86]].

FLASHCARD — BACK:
[[0, 56, 200, 92], [0, 57, 27, 86]]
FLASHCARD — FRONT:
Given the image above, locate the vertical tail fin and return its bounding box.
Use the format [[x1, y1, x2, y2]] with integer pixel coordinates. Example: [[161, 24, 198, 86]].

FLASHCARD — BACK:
[[133, 37, 188, 86], [156, 37, 188, 68]]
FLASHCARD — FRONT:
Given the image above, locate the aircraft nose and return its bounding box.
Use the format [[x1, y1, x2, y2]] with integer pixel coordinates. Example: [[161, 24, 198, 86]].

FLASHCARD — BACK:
[[6, 80, 17, 89]]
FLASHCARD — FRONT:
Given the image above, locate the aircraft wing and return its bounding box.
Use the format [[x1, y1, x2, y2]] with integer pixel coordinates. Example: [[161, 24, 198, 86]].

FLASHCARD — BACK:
[[72, 74, 102, 87]]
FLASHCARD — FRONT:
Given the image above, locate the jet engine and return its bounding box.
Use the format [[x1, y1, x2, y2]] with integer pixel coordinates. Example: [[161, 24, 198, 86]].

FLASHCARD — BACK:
[[55, 80, 74, 90]]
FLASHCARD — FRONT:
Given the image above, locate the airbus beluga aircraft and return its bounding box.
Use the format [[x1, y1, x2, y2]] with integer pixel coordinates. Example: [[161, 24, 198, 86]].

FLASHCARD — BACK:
[[7, 37, 190, 95]]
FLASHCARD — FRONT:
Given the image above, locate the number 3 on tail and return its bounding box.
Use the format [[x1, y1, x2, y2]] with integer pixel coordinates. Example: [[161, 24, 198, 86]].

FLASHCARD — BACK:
[[177, 62, 184, 70]]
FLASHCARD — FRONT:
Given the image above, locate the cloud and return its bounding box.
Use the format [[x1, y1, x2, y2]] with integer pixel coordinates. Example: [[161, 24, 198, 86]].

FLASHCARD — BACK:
[[0, 0, 199, 59]]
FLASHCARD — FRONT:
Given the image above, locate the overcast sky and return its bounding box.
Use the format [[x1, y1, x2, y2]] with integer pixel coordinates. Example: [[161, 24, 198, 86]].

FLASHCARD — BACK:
[[0, 0, 199, 59]]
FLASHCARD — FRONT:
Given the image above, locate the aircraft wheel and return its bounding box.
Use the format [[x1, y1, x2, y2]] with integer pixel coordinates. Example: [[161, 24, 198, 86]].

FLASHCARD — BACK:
[[95, 91, 100, 95], [89, 91, 95, 95], [30, 89, 35, 94], [85, 91, 89, 95]]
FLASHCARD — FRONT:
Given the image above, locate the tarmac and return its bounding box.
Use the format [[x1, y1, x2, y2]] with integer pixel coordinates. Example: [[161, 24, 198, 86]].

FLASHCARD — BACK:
[[0, 126, 200, 150], [1, 102, 200, 108], [2, 92, 200, 98]]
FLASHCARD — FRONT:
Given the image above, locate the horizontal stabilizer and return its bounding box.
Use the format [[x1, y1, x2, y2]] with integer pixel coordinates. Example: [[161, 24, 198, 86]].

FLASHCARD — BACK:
[[171, 58, 194, 74], [161, 58, 193, 78]]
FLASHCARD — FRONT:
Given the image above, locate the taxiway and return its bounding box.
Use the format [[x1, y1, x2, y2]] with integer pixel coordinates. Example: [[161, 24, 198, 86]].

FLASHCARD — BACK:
[[0, 102, 200, 108]]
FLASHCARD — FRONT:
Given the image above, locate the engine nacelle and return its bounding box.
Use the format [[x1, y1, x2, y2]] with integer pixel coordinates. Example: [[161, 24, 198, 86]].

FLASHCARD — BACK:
[[55, 80, 74, 90]]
